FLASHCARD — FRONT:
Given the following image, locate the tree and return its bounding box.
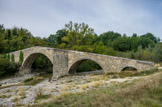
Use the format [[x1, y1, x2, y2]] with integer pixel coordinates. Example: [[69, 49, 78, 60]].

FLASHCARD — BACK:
[[113, 36, 131, 51], [98, 31, 121, 47], [60, 21, 95, 49], [153, 43, 162, 63], [0, 24, 5, 33], [47, 29, 66, 45], [135, 45, 143, 60], [0, 36, 4, 53], [130, 36, 140, 51], [132, 33, 137, 37], [139, 37, 155, 49], [141, 33, 160, 44], [93, 41, 107, 54]]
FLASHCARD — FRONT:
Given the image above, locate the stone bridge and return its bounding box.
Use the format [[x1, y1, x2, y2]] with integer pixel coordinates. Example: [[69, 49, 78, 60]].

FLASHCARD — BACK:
[[9, 46, 154, 79]]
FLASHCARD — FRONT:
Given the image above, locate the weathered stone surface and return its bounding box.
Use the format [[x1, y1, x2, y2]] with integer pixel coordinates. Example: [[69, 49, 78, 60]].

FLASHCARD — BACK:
[[9, 46, 154, 79]]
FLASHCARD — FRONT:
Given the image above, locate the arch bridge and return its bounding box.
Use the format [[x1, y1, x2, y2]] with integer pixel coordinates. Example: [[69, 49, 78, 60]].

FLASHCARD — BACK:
[[9, 46, 154, 79]]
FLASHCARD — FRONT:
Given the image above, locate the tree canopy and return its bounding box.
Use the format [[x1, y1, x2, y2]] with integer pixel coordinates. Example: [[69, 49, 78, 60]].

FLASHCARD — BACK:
[[0, 21, 161, 63]]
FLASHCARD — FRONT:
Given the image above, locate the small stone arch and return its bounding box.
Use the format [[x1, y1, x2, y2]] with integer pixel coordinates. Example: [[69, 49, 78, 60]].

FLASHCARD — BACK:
[[121, 66, 138, 72], [21, 52, 53, 74], [68, 58, 104, 75]]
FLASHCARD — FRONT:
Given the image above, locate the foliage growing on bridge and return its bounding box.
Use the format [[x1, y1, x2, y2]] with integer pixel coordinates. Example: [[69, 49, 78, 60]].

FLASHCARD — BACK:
[[7, 54, 10, 61], [19, 51, 24, 64], [11, 54, 15, 62]]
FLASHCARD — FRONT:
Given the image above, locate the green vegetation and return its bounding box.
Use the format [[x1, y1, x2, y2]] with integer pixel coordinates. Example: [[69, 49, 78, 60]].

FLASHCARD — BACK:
[[11, 54, 15, 62], [7, 54, 10, 61], [19, 51, 24, 63], [0, 22, 162, 107], [24, 77, 44, 86], [0, 58, 20, 77], [76, 60, 102, 72], [32, 54, 53, 73], [40, 72, 162, 107], [35, 94, 51, 101], [0, 21, 162, 74], [23, 77, 33, 82]]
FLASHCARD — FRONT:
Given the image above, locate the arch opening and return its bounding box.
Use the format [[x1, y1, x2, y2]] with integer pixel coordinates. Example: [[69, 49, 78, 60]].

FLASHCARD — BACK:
[[69, 59, 103, 75], [21, 53, 53, 78], [121, 67, 137, 72]]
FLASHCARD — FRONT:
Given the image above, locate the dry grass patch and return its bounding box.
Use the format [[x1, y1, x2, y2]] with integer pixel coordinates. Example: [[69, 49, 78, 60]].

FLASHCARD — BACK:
[[91, 81, 100, 88], [0, 93, 7, 98], [19, 87, 26, 98], [39, 71, 162, 107], [7, 93, 12, 98], [81, 83, 89, 90], [12, 95, 19, 102]]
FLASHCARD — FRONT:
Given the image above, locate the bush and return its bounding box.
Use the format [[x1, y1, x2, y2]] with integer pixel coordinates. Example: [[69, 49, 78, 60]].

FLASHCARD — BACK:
[[0, 58, 20, 77], [24, 77, 33, 82]]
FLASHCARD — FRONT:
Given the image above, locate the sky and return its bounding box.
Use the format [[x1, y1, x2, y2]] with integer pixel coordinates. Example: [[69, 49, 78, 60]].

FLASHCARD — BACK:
[[0, 0, 162, 39]]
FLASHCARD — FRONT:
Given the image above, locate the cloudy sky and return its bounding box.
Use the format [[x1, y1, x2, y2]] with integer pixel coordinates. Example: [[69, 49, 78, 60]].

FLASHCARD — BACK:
[[0, 0, 162, 39]]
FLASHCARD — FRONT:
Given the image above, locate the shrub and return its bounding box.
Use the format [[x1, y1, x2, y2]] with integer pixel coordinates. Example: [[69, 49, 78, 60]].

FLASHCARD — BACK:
[[24, 77, 33, 82], [0, 57, 20, 77], [19, 87, 26, 98], [7, 54, 10, 61]]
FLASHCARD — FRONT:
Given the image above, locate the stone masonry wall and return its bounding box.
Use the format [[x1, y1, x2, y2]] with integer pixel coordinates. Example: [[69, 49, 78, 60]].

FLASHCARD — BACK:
[[9, 46, 154, 79]]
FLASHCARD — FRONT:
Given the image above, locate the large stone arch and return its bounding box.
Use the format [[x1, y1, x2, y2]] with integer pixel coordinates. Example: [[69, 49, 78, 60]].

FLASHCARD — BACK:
[[68, 58, 104, 74], [20, 52, 53, 74]]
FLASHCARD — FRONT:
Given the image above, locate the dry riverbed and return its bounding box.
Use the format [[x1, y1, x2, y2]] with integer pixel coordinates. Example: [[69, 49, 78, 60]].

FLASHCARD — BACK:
[[0, 71, 147, 107]]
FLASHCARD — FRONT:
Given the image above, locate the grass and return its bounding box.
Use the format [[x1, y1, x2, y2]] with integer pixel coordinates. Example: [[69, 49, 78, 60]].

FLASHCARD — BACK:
[[0, 93, 7, 98], [35, 87, 51, 103], [12, 95, 19, 102], [91, 81, 100, 88], [38, 71, 162, 107], [19, 87, 26, 98], [106, 68, 160, 78], [36, 94, 51, 101], [81, 83, 89, 90]]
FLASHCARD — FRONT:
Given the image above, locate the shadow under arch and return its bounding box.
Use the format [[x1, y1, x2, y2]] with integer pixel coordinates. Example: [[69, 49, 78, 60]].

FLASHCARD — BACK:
[[121, 66, 137, 72], [68, 58, 103, 75], [21, 53, 53, 74]]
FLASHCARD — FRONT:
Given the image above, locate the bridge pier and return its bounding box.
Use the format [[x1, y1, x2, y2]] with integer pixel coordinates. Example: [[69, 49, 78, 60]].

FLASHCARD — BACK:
[[52, 51, 69, 80]]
